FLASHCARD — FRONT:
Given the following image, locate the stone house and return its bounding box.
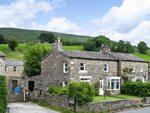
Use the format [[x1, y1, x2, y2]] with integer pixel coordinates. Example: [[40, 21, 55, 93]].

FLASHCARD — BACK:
[[0, 51, 6, 76], [38, 37, 149, 95]]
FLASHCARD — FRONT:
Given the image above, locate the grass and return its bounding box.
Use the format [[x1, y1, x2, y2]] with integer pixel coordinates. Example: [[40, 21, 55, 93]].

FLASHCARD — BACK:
[[93, 96, 120, 102], [93, 94, 140, 102], [114, 94, 140, 99], [4, 51, 24, 60]]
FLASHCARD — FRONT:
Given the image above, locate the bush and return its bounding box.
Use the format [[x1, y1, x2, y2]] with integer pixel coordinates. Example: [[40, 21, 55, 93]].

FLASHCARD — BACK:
[[48, 85, 61, 94], [0, 75, 8, 113], [68, 81, 95, 105], [58, 87, 68, 95], [121, 80, 150, 97]]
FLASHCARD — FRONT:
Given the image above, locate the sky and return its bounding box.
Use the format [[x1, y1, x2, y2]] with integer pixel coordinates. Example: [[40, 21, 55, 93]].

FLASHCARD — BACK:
[[0, 0, 150, 46]]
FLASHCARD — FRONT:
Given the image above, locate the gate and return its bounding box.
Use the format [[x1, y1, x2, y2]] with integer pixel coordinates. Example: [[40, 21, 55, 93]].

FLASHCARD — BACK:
[[8, 91, 24, 103]]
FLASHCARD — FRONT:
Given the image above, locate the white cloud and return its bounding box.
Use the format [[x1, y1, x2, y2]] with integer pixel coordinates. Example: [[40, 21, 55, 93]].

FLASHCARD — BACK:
[[0, 0, 65, 28], [30, 17, 86, 35]]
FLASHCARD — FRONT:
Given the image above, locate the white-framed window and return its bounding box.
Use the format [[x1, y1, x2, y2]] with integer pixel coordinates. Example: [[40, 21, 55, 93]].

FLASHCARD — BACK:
[[80, 62, 85, 71], [13, 67, 17, 72], [140, 67, 143, 72], [132, 67, 135, 72], [5, 66, 8, 72], [79, 76, 92, 83], [104, 63, 109, 72], [63, 62, 68, 73], [107, 77, 120, 90], [63, 81, 67, 87], [130, 76, 135, 81], [143, 76, 146, 83]]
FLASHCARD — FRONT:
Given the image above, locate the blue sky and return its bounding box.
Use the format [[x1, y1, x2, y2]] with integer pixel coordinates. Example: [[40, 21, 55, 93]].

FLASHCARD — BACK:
[[0, 0, 150, 46]]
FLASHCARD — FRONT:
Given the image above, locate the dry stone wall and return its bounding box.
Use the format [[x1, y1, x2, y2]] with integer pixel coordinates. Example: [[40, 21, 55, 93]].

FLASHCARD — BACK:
[[0, 57, 5, 75]]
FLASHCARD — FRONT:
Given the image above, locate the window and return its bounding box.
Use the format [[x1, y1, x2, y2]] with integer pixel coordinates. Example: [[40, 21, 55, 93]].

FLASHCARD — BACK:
[[79, 76, 92, 83], [130, 76, 135, 81], [5, 66, 8, 72], [107, 77, 120, 90], [63, 81, 67, 87], [132, 67, 135, 72], [140, 67, 143, 72], [143, 76, 146, 83], [80, 62, 85, 71], [63, 62, 68, 73], [104, 63, 109, 72], [13, 67, 17, 72]]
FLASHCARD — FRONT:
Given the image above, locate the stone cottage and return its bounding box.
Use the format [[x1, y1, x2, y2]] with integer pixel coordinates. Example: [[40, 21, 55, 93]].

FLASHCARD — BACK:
[[21, 37, 149, 95], [0, 51, 6, 75]]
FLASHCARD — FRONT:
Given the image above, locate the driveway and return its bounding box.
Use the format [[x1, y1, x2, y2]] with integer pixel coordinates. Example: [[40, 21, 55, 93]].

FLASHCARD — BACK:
[[8, 102, 60, 113], [118, 107, 150, 113]]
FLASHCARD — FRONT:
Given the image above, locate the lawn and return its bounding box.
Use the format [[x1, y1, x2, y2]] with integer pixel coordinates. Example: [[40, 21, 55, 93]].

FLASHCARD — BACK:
[[93, 94, 140, 102], [93, 96, 120, 102]]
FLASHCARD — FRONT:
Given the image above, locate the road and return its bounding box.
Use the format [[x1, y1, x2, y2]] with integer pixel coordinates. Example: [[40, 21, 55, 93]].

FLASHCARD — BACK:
[[119, 107, 150, 113], [8, 102, 60, 113]]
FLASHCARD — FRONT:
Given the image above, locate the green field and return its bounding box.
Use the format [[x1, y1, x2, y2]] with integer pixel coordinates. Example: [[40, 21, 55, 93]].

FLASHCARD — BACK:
[[0, 28, 93, 42]]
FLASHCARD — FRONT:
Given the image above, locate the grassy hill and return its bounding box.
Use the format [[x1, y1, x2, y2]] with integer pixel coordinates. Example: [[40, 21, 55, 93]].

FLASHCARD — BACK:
[[0, 28, 93, 42]]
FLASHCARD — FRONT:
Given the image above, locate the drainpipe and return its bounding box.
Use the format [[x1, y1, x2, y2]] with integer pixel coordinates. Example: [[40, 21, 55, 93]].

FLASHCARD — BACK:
[[23, 90, 25, 101], [117, 59, 121, 76]]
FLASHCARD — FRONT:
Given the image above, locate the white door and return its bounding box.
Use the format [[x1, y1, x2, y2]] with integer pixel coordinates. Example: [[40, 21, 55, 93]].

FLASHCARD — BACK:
[[99, 79, 104, 95]]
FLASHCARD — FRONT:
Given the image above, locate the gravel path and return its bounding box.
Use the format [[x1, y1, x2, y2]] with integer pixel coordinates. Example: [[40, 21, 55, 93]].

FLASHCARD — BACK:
[[8, 101, 60, 113], [118, 107, 150, 113]]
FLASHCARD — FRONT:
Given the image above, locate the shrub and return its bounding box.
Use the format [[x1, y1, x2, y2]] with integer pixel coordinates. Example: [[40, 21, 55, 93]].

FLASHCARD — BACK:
[[0, 75, 8, 113], [121, 80, 150, 97], [48, 85, 61, 94], [58, 87, 68, 95], [68, 81, 95, 105]]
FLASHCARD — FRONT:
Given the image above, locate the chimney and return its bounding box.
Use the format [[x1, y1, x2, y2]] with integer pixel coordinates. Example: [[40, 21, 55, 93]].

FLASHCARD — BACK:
[[100, 43, 111, 53], [52, 37, 63, 51]]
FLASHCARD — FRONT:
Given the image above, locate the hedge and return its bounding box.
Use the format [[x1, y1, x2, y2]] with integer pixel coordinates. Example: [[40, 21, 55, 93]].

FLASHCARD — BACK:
[[68, 81, 95, 105], [0, 75, 8, 113], [121, 80, 150, 97]]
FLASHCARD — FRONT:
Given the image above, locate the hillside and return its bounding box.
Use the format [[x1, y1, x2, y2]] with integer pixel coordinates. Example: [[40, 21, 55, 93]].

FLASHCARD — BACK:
[[0, 28, 93, 42]]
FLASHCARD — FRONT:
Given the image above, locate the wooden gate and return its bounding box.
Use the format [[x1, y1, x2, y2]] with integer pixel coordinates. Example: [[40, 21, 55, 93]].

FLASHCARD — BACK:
[[8, 91, 24, 103]]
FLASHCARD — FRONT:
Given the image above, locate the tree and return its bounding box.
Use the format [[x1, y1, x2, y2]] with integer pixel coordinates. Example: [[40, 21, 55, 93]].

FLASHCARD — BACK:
[[111, 41, 118, 52], [0, 34, 6, 44], [37, 33, 55, 43], [116, 40, 126, 53], [125, 41, 134, 53], [83, 39, 96, 51], [138, 41, 148, 54], [24, 45, 50, 77], [8, 38, 19, 51], [64, 41, 72, 46]]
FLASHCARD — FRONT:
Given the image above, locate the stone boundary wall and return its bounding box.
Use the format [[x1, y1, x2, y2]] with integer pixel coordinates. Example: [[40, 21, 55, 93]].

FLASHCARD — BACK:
[[29, 90, 143, 112]]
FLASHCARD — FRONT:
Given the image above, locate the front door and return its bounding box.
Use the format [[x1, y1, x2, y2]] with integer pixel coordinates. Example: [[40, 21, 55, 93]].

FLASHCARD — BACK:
[[12, 80, 18, 90], [99, 79, 104, 95]]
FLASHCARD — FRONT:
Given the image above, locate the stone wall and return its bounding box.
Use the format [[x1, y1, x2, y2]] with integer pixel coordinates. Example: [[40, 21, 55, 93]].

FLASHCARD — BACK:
[[5, 65, 25, 77], [41, 49, 70, 87], [121, 61, 149, 81], [0, 57, 5, 75], [30, 90, 142, 112]]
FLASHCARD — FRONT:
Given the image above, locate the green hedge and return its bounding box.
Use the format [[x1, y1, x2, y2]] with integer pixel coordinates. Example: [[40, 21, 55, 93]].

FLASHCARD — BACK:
[[121, 80, 150, 96], [0, 75, 8, 113], [68, 81, 95, 105], [48, 85, 68, 95]]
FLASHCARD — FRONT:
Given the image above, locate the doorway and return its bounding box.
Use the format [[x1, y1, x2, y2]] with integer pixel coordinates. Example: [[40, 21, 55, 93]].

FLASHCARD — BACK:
[[99, 79, 104, 95], [12, 80, 18, 90], [28, 81, 35, 91]]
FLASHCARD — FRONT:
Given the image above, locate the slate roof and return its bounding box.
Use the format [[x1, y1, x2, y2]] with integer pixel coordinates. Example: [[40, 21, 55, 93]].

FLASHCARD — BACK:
[[60, 50, 118, 60], [107, 52, 148, 62], [5, 60, 24, 66]]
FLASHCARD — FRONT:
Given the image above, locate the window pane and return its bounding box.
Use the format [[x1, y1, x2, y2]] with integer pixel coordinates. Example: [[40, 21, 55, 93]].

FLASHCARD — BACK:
[[116, 82, 119, 89], [65, 63, 67, 67], [80, 63, 84, 66], [81, 67, 84, 70], [65, 68, 67, 72], [104, 68, 107, 71]]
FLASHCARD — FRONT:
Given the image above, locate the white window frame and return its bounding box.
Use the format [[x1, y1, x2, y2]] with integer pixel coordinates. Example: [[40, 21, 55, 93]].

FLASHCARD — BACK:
[[106, 77, 121, 90], [5, 66, 8, 72], [79, 76, 92, 83], [132, 67, 135, 72], [63, 62, 68, 73], [80, 62, 85, 71], [104, 63, 109, 72], [140, 67, 143, 72], [130, 76, 135, 81], [63, 81, 67, 87], [13, 66, 17, 72], [143, 76, 146, 83]]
